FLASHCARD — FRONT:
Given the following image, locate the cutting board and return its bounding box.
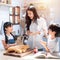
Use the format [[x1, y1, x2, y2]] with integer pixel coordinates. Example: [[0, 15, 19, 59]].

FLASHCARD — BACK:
[[3, 49, 33, 57]]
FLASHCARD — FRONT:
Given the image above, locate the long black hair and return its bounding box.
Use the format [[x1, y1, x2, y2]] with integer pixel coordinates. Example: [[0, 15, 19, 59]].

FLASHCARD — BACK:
[[48, 24, 60, 37], [3, 22, 15, 44], [25, 7, 39, 30]]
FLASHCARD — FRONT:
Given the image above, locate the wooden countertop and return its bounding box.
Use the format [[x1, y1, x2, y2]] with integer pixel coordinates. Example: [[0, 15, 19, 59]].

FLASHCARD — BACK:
[[0, 50, 60, 60]]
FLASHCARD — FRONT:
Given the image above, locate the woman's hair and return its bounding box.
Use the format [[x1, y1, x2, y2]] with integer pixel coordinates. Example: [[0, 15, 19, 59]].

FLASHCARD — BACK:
[[25, 7, 39, 30], [3, 22, 15, 43], [48, 24, 60, 37]]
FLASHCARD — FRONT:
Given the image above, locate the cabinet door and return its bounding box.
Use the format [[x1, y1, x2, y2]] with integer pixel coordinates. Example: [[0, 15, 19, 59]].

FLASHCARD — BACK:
[[12, 24, 22, 36]]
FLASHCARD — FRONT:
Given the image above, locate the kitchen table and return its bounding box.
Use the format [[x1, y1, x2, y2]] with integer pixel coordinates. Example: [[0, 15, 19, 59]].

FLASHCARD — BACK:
[[0, 50, 60, 60]]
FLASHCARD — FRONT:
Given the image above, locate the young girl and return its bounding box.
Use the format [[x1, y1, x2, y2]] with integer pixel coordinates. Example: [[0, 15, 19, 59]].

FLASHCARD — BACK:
[[40, 24, 60, 53], [25, 6, 47, 49], [2, 22, 16, 50]]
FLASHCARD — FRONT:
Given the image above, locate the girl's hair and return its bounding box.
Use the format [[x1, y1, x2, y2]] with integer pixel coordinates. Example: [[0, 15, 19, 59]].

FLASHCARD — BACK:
[[25, 7, 39, 30], [3, 22, 15, 43], [48, 24, 60, 37]]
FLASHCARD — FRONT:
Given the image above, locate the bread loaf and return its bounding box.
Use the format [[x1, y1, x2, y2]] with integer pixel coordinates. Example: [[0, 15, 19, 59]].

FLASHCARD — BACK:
[[7, 45, 29, 53]]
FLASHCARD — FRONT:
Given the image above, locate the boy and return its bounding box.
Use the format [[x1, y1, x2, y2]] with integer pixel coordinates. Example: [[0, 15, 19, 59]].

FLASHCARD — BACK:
[[40, 24, 60, 53]]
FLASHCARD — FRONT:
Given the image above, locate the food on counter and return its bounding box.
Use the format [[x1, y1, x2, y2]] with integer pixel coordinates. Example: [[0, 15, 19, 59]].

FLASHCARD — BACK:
[[33, 47, 38, 53], [7, 45, 29, 53]]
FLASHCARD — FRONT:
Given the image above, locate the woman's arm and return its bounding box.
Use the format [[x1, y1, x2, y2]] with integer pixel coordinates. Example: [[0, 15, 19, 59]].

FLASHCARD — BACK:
[[26, 30, 40, 36], [29, 31, 40, 36]]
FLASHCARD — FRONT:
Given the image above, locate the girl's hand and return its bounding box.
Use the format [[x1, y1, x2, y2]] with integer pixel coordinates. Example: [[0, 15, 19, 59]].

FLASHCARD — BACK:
[[40, 40, 46, 46], [46, 48, 50, 52], [40, 40, 50, 52], [9, 43, 17, 46]]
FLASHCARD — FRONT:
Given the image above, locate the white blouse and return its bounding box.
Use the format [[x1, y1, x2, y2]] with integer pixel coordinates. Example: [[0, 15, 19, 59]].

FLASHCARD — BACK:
[[28, 17, 47, 49], [47, 35, 58, 53], [30, 17, 48, 37]]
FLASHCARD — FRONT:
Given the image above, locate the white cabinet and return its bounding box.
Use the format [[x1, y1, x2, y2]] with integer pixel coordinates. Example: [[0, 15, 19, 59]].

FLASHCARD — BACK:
[[12, 24, 23, 36]]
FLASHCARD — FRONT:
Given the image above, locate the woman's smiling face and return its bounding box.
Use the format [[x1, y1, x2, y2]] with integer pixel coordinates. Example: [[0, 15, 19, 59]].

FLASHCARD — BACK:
[[27, 10, 34, 20]]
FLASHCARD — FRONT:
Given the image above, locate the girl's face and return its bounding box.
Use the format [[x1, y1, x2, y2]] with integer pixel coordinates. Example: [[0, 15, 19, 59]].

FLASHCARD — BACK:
[[5, 26, 13, 33], [48, 29, 56, 36], [27, 10, 34, 20]]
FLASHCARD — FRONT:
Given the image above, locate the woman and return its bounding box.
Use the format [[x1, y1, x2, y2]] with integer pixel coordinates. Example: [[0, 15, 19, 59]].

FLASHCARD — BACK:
[[25, 6, 48, 49], [2, 22, 16, 50]]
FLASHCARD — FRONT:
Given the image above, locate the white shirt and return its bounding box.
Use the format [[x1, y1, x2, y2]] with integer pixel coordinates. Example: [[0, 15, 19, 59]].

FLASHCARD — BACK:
[[0, 34, 14, 50], [28, 17, 47, 49], [30, 17, 48, 37], [47, 35, 58, 53], [2, 34, 14, 41]]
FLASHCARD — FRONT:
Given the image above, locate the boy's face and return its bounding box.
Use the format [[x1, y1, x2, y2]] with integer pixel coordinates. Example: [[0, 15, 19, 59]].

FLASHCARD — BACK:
[[48, 29, 56, 36]]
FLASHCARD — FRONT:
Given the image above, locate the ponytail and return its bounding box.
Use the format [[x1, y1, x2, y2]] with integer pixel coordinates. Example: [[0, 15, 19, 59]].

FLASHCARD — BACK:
[[3, 27, 8, 44], [3, 22, 15, 44]]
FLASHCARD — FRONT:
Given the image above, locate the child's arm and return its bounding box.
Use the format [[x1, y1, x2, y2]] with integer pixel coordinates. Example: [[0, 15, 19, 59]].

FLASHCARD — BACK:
[[40, 40, 47, 46], [2, 40, 9, 50], [40, 40, 50, 52], [2, 40, 16, 50]]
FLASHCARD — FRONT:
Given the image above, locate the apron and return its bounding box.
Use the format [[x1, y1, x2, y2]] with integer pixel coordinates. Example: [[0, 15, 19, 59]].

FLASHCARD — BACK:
[[8, 39, 15, 44], [7, 34, 15, 44]]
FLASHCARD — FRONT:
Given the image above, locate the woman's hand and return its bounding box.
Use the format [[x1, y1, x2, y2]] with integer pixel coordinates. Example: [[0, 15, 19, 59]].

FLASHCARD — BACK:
[[29, 31, 40, 36], [26, 30, 40, 36]]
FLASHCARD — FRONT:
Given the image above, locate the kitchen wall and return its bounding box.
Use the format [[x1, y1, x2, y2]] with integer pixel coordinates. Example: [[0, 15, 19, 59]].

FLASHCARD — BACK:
[[0, 0, 24, 34], [0, 6, 9, 34], [49, 0, 60, 25], [0, 0, 60, 31]]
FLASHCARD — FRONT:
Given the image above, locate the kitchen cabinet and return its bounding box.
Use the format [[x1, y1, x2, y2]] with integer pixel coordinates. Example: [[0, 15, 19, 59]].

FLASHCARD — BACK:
[[9, 6, 21, 36], [9, 6, 20, 24], [0, 0, 11, 6], [0, 1, 21, 36], [12, 24, 23, 36], [0, 0, 11, 4]]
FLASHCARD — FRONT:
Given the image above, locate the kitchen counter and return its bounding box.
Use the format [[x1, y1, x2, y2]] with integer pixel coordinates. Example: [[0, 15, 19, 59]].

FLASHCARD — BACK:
[[0, 50, 60, 60]]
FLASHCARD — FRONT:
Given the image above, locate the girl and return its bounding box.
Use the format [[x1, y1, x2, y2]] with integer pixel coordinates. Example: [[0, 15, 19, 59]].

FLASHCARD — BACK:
[[40, 24, 60, 53], [2, 22, 16, 50], [25, 6, 47, 49]]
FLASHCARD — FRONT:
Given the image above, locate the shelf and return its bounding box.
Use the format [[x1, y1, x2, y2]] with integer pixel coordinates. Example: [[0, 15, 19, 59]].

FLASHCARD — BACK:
[[0, 3, 12, 7], [9, 14, 20, 16], [9, 6, 20, 24], [12, 23, 20, 25]]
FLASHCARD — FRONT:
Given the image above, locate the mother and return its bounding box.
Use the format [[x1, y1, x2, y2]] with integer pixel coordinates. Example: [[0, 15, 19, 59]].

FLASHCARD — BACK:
[[25, 6, 47, 49]]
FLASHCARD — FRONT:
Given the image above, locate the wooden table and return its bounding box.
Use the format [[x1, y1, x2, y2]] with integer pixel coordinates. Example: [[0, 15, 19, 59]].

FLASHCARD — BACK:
[[0, 50, 60, 60]]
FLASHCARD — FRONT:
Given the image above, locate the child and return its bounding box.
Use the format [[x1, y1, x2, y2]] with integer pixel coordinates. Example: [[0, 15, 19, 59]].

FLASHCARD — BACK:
[[40, 24, 60, 53], [2, 22, 16, 50]]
